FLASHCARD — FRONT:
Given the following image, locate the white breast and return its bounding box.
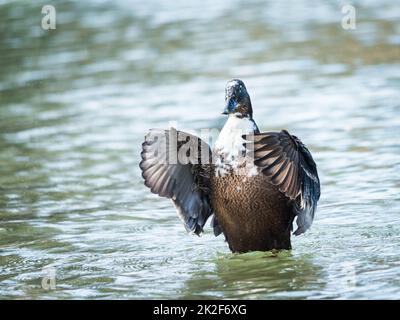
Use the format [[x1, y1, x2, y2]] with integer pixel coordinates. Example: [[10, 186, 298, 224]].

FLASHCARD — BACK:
[[214, 116, 258, 176]]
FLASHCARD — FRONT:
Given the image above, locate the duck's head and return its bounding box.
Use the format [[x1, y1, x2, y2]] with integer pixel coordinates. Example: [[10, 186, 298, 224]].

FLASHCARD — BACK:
[[223, 79, 253, 118]]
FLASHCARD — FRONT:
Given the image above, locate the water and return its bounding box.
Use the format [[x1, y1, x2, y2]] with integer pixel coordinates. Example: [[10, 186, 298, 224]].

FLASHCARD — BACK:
[[0, 0, 399, 299]]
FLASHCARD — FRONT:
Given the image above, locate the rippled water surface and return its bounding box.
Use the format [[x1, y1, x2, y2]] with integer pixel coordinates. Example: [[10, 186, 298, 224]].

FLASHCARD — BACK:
[[0, 0, 399, 299]]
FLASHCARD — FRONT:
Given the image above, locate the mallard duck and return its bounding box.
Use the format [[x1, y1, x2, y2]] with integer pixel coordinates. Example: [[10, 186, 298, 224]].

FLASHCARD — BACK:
[[140, 79, 320, 253]]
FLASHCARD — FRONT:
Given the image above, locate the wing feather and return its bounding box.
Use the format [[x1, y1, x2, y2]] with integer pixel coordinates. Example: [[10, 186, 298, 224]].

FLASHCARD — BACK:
[[243, 130, 320, 235], [140, 128, 215, 235]]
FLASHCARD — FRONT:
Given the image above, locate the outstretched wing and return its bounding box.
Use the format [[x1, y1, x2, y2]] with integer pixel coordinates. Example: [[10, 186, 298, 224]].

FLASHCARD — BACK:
[[140, 128, 218, 235], [243, 130, 320, 235]]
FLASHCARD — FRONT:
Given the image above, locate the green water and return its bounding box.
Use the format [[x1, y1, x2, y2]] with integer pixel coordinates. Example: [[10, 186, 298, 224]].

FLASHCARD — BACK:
[[0, 0, 399, 299]]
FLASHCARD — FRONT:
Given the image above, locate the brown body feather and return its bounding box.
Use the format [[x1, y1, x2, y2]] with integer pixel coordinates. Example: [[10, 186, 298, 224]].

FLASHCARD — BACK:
[[210, 171, 294, 252]]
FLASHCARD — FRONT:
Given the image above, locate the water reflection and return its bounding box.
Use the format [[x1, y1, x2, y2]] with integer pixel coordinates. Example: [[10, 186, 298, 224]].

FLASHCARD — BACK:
[[180, 251, 325, 299]]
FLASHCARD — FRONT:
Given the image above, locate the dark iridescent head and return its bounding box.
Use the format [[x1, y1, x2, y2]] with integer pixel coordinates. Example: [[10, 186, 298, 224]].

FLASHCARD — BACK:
[[223, 79, 253, 118]]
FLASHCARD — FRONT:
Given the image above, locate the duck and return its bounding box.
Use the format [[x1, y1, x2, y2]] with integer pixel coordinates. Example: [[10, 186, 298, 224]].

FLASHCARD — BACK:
[[140, 79, 320, 253]]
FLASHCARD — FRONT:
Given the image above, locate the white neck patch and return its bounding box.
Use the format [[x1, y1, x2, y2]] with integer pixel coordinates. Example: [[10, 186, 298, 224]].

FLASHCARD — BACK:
[[214, 115, 258, 176]]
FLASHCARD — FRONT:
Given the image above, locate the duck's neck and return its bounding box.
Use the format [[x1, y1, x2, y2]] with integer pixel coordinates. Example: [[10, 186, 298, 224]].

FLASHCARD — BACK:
[[214, 115, 259, 159]]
